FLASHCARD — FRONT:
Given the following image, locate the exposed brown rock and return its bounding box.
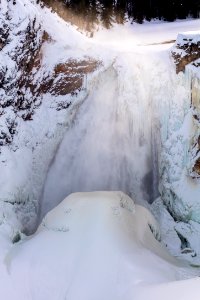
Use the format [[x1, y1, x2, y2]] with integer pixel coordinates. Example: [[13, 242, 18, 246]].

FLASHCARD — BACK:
[[42, 31, 51, 43], [193, 157, 200, 175], [198, 135, 200, 148], [50, 59, 99, 95], [172, 41, 200, 73], [1, 14, 100, 145]]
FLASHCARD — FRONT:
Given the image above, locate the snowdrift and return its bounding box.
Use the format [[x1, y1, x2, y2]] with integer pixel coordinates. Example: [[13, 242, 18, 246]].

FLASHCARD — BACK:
[[1, 191, 200, 300]]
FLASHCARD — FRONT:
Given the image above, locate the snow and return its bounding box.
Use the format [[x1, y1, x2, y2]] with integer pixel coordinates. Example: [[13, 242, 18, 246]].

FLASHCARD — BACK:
[[135, 277, 200, 300], [93, 19, 200, 49], [186, 58, 200, 80], [1, 191, 199, 300], [176, 31, 200, 46]]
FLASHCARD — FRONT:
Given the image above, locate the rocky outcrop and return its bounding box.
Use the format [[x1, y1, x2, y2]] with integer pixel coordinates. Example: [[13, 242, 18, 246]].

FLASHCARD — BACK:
[[188, 67, 200, 178], [0, 1, 99, 147], [171, 33, 200, 73], [193, 157, 200, 175], [52, 60, 98, 96]]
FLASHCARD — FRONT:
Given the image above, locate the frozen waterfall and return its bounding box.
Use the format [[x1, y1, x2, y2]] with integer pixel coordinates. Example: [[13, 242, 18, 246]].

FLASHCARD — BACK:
[[40, 50, 178, 220]]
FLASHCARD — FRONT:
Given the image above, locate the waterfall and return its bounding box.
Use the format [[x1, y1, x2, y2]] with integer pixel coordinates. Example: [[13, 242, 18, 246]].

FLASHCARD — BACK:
[[39, 50, 175, 220]]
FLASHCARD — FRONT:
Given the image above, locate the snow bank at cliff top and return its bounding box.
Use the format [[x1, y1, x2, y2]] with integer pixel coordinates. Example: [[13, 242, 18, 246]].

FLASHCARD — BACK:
[[92, 19, 200, 49], [1, 191, 200, 300]]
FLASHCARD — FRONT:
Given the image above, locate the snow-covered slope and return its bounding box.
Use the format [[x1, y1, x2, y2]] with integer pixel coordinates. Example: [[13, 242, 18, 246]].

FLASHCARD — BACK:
[[1, 191, 200, 300]]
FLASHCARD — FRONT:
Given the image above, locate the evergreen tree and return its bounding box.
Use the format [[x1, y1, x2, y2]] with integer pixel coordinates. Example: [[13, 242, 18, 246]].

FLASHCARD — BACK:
[[100, 0, 114, 29], [44, 0, 200, 30], [115, 0, 126, 24]]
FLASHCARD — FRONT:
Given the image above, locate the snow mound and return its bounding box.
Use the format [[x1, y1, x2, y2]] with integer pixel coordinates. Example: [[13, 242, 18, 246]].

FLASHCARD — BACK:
[[1, 191, 199, 300]]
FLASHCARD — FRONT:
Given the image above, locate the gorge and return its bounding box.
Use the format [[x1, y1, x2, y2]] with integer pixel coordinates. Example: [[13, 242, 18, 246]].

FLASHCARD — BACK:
[[0, 0, 200, 299]]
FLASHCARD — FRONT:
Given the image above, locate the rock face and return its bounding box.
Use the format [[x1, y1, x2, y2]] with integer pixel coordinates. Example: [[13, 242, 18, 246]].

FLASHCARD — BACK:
[[0, 1, 99, 146], [190, 74, 200, 177], [151, 34, 200, 263], [48, 59, 99, 96], [172, 34, 200, 179], [193, 157, 200, 175], [171, 33, 200, 73]]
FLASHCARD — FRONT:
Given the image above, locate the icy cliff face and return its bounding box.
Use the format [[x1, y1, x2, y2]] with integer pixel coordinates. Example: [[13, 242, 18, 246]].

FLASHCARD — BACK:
[[0, 0, 100, 235], [154, 34, 200, 263]]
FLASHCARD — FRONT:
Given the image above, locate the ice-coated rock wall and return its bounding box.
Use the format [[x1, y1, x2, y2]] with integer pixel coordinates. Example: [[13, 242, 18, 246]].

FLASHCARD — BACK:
[[0, 0, 100, 235], [155, 36, 200, 263]]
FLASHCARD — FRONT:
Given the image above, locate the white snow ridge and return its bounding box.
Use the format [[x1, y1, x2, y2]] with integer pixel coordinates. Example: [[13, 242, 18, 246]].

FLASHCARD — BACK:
[[1, 0, 200, 299], [1, 191, 200, 300]]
